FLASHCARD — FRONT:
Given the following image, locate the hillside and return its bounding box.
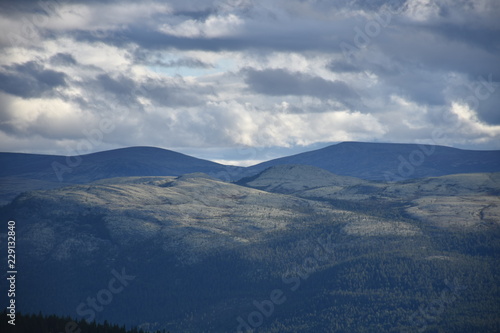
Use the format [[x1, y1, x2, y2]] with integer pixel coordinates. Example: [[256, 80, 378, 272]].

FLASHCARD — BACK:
[[1, 171, 499, 332], [236, 164, 364, 194], [242, 165, 500, 231]]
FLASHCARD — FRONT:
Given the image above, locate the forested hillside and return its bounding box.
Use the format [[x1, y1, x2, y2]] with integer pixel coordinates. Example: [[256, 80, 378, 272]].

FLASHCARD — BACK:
[[1, 169, 499, 332]]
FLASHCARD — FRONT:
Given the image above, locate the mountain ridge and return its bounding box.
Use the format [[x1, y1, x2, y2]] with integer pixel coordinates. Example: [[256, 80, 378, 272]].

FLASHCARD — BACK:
[[1, 141, 500, 205], [243, 141, 500, 181], [0, 146, 242, 205]]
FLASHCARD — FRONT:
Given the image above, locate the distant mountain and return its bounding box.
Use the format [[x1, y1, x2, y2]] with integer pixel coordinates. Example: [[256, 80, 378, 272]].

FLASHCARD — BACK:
[[0, 146, 238, 182], [2, 141, 500, 204], [242, 142, 500, 181], [0, 146, 242, 204]]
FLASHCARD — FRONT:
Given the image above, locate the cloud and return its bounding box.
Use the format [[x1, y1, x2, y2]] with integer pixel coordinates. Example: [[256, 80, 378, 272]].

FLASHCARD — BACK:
[[243, 68, 359, 106], [159, 13, 244, 38], [143, 77, 212, 108], [0, 61, 66, 98], [449, 102, 500, 139], [326, 60, 361, 73], [0, 92, 86, 139], [154, 57, 214, 68], [133, 50, 214, 68], [0, 0, 499, 158], [49, 53, 77, 66]]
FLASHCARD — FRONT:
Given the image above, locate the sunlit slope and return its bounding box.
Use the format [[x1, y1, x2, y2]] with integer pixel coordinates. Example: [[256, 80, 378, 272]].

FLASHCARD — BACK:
[[241, 166, 500, 230]]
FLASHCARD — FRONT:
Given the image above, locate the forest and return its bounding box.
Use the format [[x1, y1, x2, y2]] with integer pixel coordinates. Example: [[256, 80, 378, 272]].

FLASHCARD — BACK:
[[0, 310, 170, 333]]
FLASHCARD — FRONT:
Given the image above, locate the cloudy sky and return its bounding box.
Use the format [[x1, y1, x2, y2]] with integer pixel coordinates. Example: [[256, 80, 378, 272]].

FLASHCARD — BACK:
[[0, 0, 499, 165]]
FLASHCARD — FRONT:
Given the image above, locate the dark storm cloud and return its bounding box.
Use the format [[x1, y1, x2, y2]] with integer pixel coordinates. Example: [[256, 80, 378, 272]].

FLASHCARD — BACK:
[[173, 9, 214, 20], [96, 74, 136, 97], [243, 68, 358, 103], [326, 60, 361, 73], [352, 0, 408, 11], [159, 58, 214, 68], [143, 79, 212, 108], [71, 69, 214, 110], [426, 23, 500, 54], [384, 70, 447, 106], [448, 76, 500, 125], [73, 24, 344, 53], [475, 92, 500, 125], [0, 61, 66, 98], [49, 53, 77, 66]]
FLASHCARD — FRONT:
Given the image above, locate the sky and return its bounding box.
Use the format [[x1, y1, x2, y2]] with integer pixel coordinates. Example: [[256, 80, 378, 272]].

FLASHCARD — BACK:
[[0, 0, 499, 165]]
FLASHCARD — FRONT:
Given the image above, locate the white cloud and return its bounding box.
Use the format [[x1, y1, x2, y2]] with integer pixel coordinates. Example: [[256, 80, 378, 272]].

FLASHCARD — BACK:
[[212, 158, 266, 167], [450, 102, 500, 138], [43, 2, 171, 31], [0, 92, 87, 139], [160, 14, 244, 38]]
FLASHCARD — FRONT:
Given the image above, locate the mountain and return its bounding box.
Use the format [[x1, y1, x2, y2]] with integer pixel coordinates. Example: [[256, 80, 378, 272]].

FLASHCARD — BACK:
[[237, 164, 365, 194], [2, 171, 499, 332], [1, 142, 500, 331], [2, 142, 500, 205], [242, 141, 500, 181], [0, 146, 242, 205], [2, 173, 359, 330], [241, 165, 500, 231], [0, 146, 238, 181]]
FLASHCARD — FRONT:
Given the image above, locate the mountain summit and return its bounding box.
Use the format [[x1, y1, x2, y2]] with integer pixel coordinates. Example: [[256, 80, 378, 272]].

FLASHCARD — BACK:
[[244, 142, 500, 181], [1, 142, 500, 205]]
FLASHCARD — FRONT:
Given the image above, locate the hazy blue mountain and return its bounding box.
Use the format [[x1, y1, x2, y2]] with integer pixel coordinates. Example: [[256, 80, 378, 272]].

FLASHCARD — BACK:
[[0, 146, 241, 204], [0, 146, 238, 182], [242, 142, 500, 181]]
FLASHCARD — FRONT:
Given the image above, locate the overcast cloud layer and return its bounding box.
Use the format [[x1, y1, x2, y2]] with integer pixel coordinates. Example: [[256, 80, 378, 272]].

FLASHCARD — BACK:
[[1, 0, 499, 164]]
